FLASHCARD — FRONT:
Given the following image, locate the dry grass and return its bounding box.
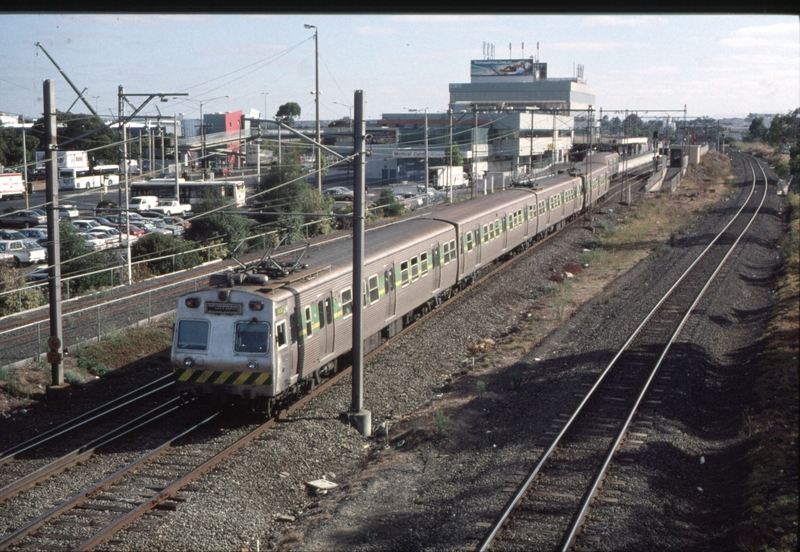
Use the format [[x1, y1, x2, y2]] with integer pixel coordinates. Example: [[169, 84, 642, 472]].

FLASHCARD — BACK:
[[735, 191, 799, 552]]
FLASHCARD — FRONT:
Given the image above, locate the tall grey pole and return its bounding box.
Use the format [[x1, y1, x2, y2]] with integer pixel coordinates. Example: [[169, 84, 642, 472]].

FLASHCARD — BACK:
[[350, 89, 370, 437], [423, 109, 429, 198], [22, 119, 29, 209], [314, 29, 321, 193], [174, 115, 180, 199], [44, 79, 65, 392], [448, 108, 453, 204], [119, 85, 132, 285]]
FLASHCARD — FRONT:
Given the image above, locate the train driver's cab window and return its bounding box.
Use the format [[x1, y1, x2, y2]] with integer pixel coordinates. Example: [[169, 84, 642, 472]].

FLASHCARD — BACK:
[[341, 288, 353, 318], [234, 321, 269, 353], [275, 321, 287, 349], [304, 306, 313, 337], [176, 320, 209, 351]]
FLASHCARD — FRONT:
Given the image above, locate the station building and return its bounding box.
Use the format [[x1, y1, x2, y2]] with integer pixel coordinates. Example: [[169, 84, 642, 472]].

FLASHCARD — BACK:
[[353, 58, 600, 186]]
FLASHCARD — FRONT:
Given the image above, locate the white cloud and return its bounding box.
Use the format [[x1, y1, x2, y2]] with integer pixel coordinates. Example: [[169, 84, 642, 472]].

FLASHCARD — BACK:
[[355, 26, 397, 36], [390, 14, 493, 24], [731, 22, 798, 37], [550, 42, 642, 52], [582, 15, 668, 27]]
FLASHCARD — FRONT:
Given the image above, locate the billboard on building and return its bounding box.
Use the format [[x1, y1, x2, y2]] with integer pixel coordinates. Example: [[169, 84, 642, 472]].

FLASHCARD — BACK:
[[470, 59, 547, 79], [366, 129, 396, 145]]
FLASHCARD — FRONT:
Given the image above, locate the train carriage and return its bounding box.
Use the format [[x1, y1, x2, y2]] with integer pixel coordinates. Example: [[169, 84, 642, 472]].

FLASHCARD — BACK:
[[172, 149, 628, 411]]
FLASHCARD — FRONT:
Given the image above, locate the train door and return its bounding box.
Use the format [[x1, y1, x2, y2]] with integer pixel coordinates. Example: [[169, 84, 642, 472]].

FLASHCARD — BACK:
[[315, 293, 334, 360], [430, 245, 441, 290], [273, 303, 295, 392], [384, 264, 396, 318]]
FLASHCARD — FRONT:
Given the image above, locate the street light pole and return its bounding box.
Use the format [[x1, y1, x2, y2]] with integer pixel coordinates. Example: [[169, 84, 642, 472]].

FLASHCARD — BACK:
[[261, 92, 269, 131], [405, 107, 428, 196], [195, 95, 228, 180], [305, 24, 322, 193]]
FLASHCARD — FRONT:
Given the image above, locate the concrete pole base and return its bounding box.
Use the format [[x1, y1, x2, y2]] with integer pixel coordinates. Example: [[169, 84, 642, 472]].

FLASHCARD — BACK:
[[46, 383, 71, 400], [349, 410, 372, 437]]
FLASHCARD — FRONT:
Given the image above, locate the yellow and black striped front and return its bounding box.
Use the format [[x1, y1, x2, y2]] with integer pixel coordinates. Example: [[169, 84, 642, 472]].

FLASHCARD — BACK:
[[173, 367, 271, 386]]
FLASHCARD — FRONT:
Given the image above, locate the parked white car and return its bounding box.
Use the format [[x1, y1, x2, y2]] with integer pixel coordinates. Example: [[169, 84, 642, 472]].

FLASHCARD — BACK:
[[128, 196, 160, 211], [0, 239, 39, 266]]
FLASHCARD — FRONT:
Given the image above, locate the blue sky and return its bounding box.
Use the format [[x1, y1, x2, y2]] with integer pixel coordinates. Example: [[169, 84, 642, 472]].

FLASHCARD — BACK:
[[1, 13, 797, 122]]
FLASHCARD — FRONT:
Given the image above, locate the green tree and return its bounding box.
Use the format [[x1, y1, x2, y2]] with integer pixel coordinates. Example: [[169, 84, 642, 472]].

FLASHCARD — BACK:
[[275, 102, 302, 126], [130, 233, 202, 275], [328, 117, 351, 128], [764, 109, 799, 146], [58, 220, 120, 294], [184, 188, 254, 253], [0, 122, 41, 170], [445, 144, 463, 166], [376, 188, 404, 217], [256, 157, 334, 241], [0, 264, 46, 316], [789, 139, 800, 177], [747, 118, 766, 142], [30, 112, 119, 166]]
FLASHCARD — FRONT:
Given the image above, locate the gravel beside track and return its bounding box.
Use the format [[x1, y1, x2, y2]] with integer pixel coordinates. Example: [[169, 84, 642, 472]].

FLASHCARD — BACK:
[[0, 161, 788, 551]]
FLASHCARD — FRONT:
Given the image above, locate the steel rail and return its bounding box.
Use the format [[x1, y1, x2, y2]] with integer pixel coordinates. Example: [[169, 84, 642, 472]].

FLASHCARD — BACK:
[[0, 408, 220, 550], [0, 395, 186, 504], [478, 152, 763, 551], [0, 374, 175, 464], [561, 154, 768, 551]]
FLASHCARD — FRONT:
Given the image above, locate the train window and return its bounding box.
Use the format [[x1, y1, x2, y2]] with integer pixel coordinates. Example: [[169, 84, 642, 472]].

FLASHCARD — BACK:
[[539, 200, 546, 213], [400, 261, 410, 286], [341, 288, 353, 318], [304, 306, 313, 337], [432, 249, 440, 268], [449, 239, 456, 259], [289, 314, 297, 342], [494, 220, 501, 237], [482, 224, 488, 242], [234, 321, 269, 354], [410, 257, 419, 281], [465, 231, 475, 252], [442, 242, 451, 264], [420, 252, 429, 276], [275, 321, 287, 349], [317, 301, 325, 329], [368, 275, 380, 303], [325, 298, 332, 325], [176, 320, 209, 351], [384, 270, 392, 293]]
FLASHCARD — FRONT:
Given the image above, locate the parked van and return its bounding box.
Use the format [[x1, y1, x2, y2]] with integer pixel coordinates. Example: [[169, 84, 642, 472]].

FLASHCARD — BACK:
[[128, 196, 159, 211]]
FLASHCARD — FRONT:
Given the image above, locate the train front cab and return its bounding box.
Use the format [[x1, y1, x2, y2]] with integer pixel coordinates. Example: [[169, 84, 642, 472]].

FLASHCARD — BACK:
[[171, 288, 279, 405]]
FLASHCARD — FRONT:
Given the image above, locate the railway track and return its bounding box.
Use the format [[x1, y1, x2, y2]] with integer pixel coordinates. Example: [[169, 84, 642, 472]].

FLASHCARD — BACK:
[[476, 153, 768, 551]]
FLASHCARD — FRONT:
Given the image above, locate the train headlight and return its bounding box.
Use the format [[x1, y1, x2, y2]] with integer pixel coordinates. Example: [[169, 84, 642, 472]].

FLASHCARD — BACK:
[[248, 301, 264, 311], [185, 297, 201, 308], [247, 361, 258, 370], [183, 357, 194, 367]]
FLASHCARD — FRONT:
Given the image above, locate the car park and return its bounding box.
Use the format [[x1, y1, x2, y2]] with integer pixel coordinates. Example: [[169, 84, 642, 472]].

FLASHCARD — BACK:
[[23, 240, 47, 263], [19, 227, 48, 246], [322, 187, 355, 201], [163, 216, 191, 229], [25, 266, 50, 285], [0, 210, 46, 228], [58, 204, 80, 218], [0, 239, 39, 266], [0, 229, 28, 241]]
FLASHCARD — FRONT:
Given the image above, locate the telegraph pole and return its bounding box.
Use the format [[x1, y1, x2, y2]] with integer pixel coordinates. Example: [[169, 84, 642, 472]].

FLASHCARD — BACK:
[[43, 79, 66, 398], [350, 89, 371, 437]]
